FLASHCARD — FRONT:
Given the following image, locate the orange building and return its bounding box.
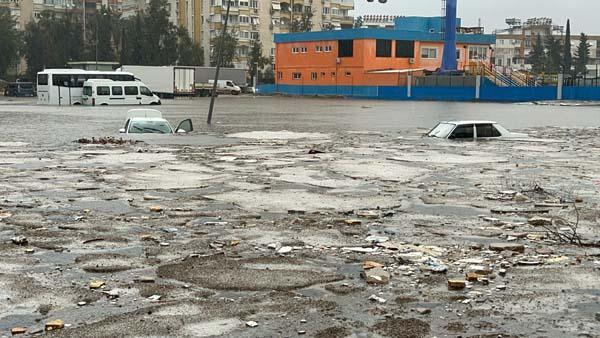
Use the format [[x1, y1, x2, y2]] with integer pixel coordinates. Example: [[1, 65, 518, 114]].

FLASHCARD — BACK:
[[274, 17, 496, 88]]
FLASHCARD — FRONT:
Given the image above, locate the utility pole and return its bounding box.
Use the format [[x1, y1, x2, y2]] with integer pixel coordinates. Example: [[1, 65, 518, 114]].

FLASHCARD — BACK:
[[83, 0, 86, 46], [207, 0, 232, 125]]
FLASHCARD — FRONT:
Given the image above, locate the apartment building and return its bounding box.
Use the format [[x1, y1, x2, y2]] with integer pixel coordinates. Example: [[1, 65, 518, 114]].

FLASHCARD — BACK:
[[169, 0, 354, 69], [494, 17, 600, 70]]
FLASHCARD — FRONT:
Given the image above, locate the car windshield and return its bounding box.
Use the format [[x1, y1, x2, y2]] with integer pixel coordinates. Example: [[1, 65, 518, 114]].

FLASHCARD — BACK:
[[427, 123, 456, 138], [129, 120, 172, 134]]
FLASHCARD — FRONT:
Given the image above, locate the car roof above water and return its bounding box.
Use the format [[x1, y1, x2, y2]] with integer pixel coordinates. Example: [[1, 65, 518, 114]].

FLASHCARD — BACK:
[[127, 109, 163, 119], [440, 120, 499, 125]]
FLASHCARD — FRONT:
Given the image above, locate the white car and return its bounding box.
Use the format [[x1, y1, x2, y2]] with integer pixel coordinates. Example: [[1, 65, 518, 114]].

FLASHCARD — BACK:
[[119, 109, 193, 134], [427, 121, 528, 140]]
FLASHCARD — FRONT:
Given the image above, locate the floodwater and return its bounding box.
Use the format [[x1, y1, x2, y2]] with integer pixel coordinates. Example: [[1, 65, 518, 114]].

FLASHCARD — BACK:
[[1, 96, 600, 145]]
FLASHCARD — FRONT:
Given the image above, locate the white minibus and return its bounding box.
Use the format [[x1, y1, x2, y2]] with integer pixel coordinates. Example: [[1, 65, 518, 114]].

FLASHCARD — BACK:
[[81, 79, 161, 106]]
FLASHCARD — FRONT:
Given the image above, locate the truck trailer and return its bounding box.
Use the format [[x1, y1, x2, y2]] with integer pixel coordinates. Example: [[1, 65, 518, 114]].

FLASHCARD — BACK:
[[118, 66, 195, 98]]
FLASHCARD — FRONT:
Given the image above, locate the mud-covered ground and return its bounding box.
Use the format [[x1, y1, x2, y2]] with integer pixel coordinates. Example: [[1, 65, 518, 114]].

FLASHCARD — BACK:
[[0, 97, 599, 338]]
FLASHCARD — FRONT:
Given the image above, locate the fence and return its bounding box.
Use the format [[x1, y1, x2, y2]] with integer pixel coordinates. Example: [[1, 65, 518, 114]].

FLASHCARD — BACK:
[[258, 79, 600, 102]]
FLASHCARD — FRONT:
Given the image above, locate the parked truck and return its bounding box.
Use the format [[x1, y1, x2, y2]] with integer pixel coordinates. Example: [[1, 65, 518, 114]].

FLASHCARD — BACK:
[[117, 66, 195, 98], [193, 67, 246, 96]]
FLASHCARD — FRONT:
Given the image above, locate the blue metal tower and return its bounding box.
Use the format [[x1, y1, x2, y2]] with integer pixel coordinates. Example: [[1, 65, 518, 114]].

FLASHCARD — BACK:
[[440, 0, 458, 72]]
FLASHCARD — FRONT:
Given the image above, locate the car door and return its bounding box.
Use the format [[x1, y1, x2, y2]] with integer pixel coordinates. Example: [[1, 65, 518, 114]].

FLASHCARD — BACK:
[[448, 124, 475, 139], [124, 85, 140, 105], [110, 86, 125, 104], [139, 86, 154, 104], [174, 119, 194, 133], [475, 124, 502, 139]]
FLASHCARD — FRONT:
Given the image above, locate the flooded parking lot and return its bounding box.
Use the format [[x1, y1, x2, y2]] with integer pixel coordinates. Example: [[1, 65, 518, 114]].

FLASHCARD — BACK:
[[0, 96, 599, 337]]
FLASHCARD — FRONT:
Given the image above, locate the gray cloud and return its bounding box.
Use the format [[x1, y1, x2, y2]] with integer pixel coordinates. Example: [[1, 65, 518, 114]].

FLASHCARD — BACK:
[[353, 0, 598, 34]]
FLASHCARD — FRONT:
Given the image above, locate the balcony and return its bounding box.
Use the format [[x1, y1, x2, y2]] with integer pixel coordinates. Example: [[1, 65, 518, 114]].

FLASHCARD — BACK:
[[331, 0, 354, 9]]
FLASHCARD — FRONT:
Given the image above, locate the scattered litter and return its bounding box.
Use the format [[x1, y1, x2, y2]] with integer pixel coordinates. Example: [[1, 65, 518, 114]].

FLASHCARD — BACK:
[[356, 210, 379, 219], [517, 260, 542, 266], [344, 219, 362, 226], [136, 276, 156, 283], [496, 284, 507, 291], [89, 281, 106, 289], [415, 308, 431, 315], [365, 235, 389, 243], [421, 257, 448, 273], [76, 137, 136, 145], [448, 279, 466, 290], [246, 321, 258, 328], [204, 221, 229, 226], [363, 266, 390, 285], [143, 195, 161, 201], [24, 248, 35, 254], [11, 236, 28, 246], [82, 238, 105, 244], [528, 217, 552, 226], [342, 247, 378, 253], [368, 294, 387, 303], [148, 294, 162, 301], [362, 261, 384, 270], [77, 301, 87, 306], [149, 206, 163, 212], [277, 246, 293, 254], [45, 320, 64, 331], [489, 243, 525, 253], [11, 327, 27, 335]]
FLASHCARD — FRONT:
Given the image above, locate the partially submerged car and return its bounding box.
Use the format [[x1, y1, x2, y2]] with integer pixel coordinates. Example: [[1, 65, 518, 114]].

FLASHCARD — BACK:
[[427, 121, 527, 140], [119, 109, 193, 134]]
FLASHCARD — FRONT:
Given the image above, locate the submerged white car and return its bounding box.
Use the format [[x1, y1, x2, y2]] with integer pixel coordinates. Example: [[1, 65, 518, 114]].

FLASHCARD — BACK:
[[119, 109, 193, 134], [427, 121, 527, 140]]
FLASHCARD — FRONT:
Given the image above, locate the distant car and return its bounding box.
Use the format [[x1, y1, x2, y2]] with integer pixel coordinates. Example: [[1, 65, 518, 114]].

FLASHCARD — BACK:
[[427, 121, 528, 140], [119, 109, 193, 134], [4, 82, 35, 97]]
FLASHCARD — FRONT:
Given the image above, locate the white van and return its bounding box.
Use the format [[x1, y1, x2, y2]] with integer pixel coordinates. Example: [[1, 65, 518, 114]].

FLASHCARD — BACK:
[[82, 79, 161, 106], [208, 80, 241, 95]]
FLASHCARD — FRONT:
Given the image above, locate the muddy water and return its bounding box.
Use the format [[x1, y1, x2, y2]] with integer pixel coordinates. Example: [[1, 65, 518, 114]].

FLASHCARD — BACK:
[[1, 96, 600, 146]]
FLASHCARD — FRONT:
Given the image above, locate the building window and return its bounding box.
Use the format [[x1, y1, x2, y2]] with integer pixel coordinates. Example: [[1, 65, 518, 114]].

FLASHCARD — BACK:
[[395, 40, 415, 58], [300, 47, 307, 53], [292, 47, 299, 53], [376, 39, 392, 57], [321, 72, 326, 76], [293, 72, 302, 80], [331, 72, 336, 77], [316, 46, 323, 52], [420, 47, 438, 59], [277, 72, 283, 79], [239, 16, 250, 24], [323, 7, 329, 14], [345, 71, 352, 77], [338, 40, 353, 58], [311, 72, 317, 80], [324, 45, 332, 52], [469, 46, 488, 60]]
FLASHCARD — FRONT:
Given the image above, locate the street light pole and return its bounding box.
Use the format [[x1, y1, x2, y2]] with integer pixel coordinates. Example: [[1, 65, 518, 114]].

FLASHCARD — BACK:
[[254, 61, 258, 96], [95, 17, 98, 70], [207, 0, 232, 125]]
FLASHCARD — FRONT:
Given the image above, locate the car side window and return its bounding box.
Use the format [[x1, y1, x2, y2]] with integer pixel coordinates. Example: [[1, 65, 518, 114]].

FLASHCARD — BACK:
[[476, 124, 501, 138], [140, 87, 153, 96], [449, 124, 474, 139], [124, 119, 130, 131]]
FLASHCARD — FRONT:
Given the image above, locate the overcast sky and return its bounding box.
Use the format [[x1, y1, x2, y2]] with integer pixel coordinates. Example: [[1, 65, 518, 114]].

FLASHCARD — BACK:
[[352, 0, 599, 34]]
